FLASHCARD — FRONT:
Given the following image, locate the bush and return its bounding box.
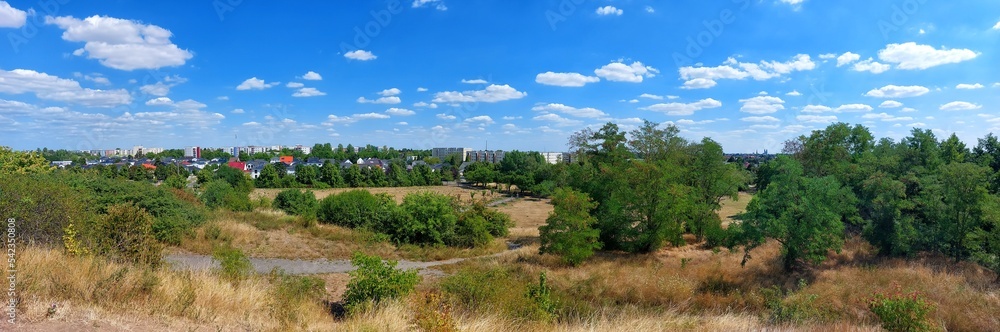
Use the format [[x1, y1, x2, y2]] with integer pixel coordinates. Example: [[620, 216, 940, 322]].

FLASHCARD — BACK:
[[318, 190, 399, 230], [461, 201, 513, 238], [394, 192, 458, 245], [201, 180, 252, 212], [94, 203, 163, 267], [866, 283, 936, 332], [272, 189, 318, 218], [539, 188, 602, 266], [450, 214, 492, 248], [270, 272, 326, 328], [164, 174, 187, 189], [213, 245, 252, 284], [343, 252, 420, 312], [0, 174, 94, 246], [413, 292, 458, 332], [525, 272, 559, 322]]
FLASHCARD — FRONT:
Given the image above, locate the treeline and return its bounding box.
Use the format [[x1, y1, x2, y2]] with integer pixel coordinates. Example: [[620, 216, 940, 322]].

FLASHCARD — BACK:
[[730, 124, 1000, 275], [248, 162, 450, 189]]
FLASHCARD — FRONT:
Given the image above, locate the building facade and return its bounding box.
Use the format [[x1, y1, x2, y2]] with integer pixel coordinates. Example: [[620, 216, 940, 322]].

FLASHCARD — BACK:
[[466, 150, 505, 163], [432, 147, 471, 161]]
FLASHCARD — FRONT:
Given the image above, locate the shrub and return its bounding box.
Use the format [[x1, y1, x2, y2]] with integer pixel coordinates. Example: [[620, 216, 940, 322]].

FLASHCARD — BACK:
[[164, 174, 187, 189], [394, 192, 458, 245], [539, 188, 601, 266], [450, 214, 492, 248], [201, 180, 252, 212], [318, 190, 399, 230], [272, 189, 318, 218], [270, 272, 326, 329], [866, 283, 936, 332], [343, 252, 420, 312], [461, 201, 513, 238], [0, 174, 94, 246], [413, 292, 458, 332], [213, 245, 252, 284], [94, 203, 163, 267]]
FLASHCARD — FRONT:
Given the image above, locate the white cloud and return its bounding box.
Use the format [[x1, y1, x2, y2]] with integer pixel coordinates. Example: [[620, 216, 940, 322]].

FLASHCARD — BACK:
[[878, 42, 978, 70], [231, 108, 245, 114], [852, 58, 891, 74], [594, 61, 658, 83], [741, 116, 780, 123], [639, 93, 664, 100], [286, 82, 304, 88], [940, 101, 981, 111], [640, 98, 722, 116], [461, 79, 488, 84], [994, 21, 1000, 30], [436, 113, 456, 120], [531, 103, 607, 118], [502, 116, 522, 120], [879, 100, 903, 108], [801, 104, 872, 113], [143, 97, 206, 110], [302, 71, 322, 81], [417, 87, 429, 92], [596, 6, 623, 16], [385, 107, 415, 116], [864, 85, 930, 98], [432, 84, 527, 103], [145, 97, 173, 106], [292, 87, 326, 97], [681, 78, 718, 89], [786, 90, 802, 96], [739, 96, 785, 114], [861, 112, 913, 122], [45, 15, 193, 70], [779, 0, 805, 5], [378, 88, 402, 96], [237, 77, 277, 90], [353, 112, 391, 120], [396, 122, 408, 126], [819, 53, 837, 60], [465, 115, 494, 125], [357, 96, 400, 105], [797, 115, 838, 123], [0, 1, 27, 28], [217, 96, 229, 101], [140, 82, 171, 96], [0, 69, 131, 107], [900, 107, 917, 113], [344, 50, 377, 61], [535, 72, 600, 87], [956, 83, 984, 90], [533, 113, 582, 127], [836, 52, 860, 67], [412, 0, 447, 11], [645, 6, 655, 13]]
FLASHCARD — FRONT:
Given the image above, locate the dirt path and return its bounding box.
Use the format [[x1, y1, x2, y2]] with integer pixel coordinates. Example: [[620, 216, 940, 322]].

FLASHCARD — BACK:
[[163, 253, 468, 276]]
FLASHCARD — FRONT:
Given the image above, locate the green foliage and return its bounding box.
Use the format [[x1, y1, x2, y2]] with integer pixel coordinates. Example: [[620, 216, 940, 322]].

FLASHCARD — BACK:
[[343, 252, 420, 312], [94, 203, 163, 267], [461, 201, 513, 238], [0, 173, 94, 246], [525, 272, 559, 322], [539, 188, 601, 266], [395, 192, 458, 245], [270, 272, 326, 329], [213, 245, 252, 284], [451, 213, 492, 248], [214, 165, 254, 193], [317, 190, 399, 229], [272, 189, 318, 219], [866, 283, 937, 332], [201, 180, 252, 212], [0, 146, 55, 175], [255, 163, 283, 188], [413, 292, 458, 332], [733, 156, 858, 271], [164, 174, 187, 189]]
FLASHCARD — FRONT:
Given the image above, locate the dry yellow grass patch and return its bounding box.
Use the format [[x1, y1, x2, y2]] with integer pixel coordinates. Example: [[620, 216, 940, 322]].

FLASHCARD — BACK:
[[495, 198, 553, 241], [718, 191, 753, 227]]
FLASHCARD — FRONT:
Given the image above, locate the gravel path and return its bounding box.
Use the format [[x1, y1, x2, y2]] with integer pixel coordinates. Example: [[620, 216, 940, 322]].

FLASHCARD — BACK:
[[163, 254, 469, 276]]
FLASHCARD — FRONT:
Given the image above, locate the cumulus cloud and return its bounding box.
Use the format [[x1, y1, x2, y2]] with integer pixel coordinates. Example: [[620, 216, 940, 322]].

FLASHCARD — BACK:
[[861, 112, 913, 122], [741, 116, 780, 123], [596, 6, 623, 16], [738, 96, 785, 114], [0, 1, 27, 28], [786, 90, 802, 96], [140, 82, 171, 96], [237, 77, 278, 90], [879, 100, 903, 108], [679, 54, 815, 88], [379, 88, 402, 96], [533, 113, 582, 127], [286, 82, 304, 88], [436, 113, 456, 120], [344, 50, 377, 61], [940, 101, 982, 111], [594, 61, 658, 83], [639, 93, 664, 100], [852, 58, 891, 74], [357, 96, 401, 104], [432, 84, 527, 103], [461, 79, 488, 84], [412, 0, 447, 11], [801, 104, 873, 113], [385, 107, 415, 116], [45, 15, 193, 70], [878, 42, 978, 70], [292, 87, 326, 97], [417, 87, 429, 92], [640, 98, 722, 116], [681, 78, 717, 89], [956, 83, 984, 90], [535, 72, 600, 87], [836, 52, 860, 67], [302, 71, 322, 80], [0, 69, 131, 107], [464, 115, 494, 124], [864, 85, 930, 98], [531, 103, 607, 118], [231, 108, 245, 114], [797, 114, 838, 123], [413, 102, 438, 108]]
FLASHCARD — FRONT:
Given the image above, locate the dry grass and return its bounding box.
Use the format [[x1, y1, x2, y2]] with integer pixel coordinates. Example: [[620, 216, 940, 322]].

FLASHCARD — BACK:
[[252, 185, 506, 204], [495, 198, 552, 243], [16, 246, 335, 331], [718, 192, 753, 227]]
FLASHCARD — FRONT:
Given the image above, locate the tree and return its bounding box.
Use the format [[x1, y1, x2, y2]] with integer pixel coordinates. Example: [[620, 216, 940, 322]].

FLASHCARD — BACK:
[[937, 162, 992, 261], [940, 133, 968, 165], [320, 161, 345, 188], [539, 188, 601, 266], [344, 164, 365, 187], [387, 162, 411, 187], [256, 163, 282, 188], [273, 189, 318, 219], [860, 172, 916, 256], [394, 192, 458, 245], [600, 161, 690, 253], [732, 156, 858, 271], [687, 138, 747, 240], [295, 164, 319, 186]]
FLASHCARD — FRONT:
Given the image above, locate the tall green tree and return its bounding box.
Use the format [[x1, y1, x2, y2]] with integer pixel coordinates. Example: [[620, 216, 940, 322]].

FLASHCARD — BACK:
[[320, 161, 345, 187], [539, 188, 602, 266]]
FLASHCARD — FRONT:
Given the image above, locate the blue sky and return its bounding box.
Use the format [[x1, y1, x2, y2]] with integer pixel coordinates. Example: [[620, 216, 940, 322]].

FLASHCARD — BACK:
[[1, 0, 998, 153]]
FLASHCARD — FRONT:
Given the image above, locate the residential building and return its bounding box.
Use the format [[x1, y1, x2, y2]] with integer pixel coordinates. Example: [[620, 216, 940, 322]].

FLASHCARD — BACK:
[[466, 150, 505, 163], [184, 146, 201, 159], [539, 152, 564, 164], [432, 147, 471, 161]]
